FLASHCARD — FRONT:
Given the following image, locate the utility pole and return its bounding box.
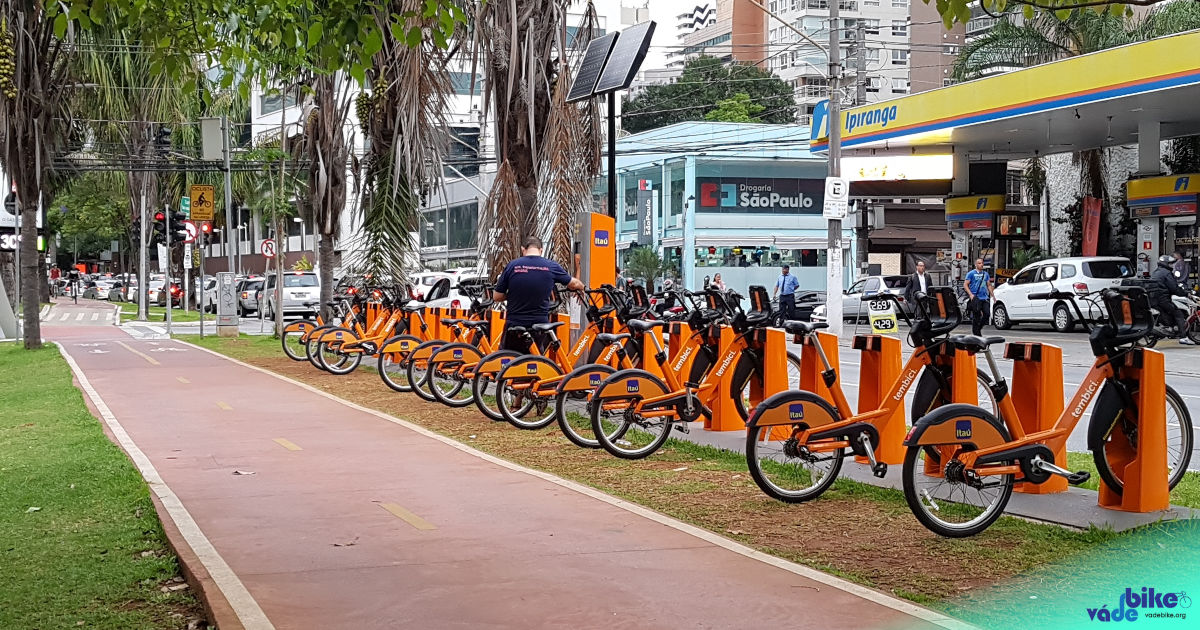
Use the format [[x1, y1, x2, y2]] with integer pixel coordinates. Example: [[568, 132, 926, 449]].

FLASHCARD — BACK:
[[854, 20, 869, 281], [222, 115, 235, 275], [826, 1, 845, 336]]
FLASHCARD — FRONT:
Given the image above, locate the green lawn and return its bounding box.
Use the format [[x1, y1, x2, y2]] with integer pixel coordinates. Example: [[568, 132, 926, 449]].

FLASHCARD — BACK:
[[0, 343, 205, 629], [1067, 451, 1200, 508], [118, 302, 204, 323]]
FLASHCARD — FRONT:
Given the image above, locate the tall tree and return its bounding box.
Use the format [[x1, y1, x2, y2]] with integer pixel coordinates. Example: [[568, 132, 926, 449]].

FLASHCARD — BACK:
[[621, 56, 796, 135]]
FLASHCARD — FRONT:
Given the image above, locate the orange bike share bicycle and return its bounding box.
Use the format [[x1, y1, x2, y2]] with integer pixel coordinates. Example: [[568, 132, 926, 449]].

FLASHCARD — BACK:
[[588, 286, 802, 460], [280, 276, 368, 361], [744, 287, 996, 503], [902, 287, 1193, 537], [405, 282, 500, 405]]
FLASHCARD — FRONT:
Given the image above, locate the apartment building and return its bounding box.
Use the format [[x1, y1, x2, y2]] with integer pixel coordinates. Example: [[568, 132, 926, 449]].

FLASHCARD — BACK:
[[668, 0, 766, 68]]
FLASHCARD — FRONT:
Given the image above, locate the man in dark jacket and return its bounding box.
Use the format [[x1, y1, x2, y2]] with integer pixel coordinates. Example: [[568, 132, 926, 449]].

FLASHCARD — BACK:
[[904, 260, 931, 309], [1150, 255, 1194, 344]]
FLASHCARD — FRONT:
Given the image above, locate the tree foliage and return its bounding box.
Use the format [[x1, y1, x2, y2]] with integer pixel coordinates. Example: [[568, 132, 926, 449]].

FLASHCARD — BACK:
[[705, 92, 765, 124], [625, 246, 672, 288], [929, 0, 1147, 31], [622, 56, 796, 134]]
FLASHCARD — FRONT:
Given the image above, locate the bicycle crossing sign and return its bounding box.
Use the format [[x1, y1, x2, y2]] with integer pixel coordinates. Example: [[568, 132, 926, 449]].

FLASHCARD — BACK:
[[867, 297, 898, 335], [189, 185, 216, 221]]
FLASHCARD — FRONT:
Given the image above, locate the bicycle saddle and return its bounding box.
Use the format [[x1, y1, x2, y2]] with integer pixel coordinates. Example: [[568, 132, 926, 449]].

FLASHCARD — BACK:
[[402, 303, 424, 313], [948, 334, 1006, 353], [783, 320, 828, 335], [626, 319, 667, 333], [507, 326, 529, 335], [462, 320, 489, 329], [596, 332, 632, 344], [532, 321, 566, 333], [440, 318, 464, 326]]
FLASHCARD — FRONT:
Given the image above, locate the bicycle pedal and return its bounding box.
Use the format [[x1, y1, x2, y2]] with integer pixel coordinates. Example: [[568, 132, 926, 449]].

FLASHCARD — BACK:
[[871, 463, 888, 478], [1066, 471, 1091, 485], [674, 422, 690, 434]]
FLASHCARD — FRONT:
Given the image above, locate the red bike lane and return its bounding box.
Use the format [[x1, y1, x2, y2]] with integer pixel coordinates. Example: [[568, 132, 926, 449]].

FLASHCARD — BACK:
[[48, 326, 956, 630]]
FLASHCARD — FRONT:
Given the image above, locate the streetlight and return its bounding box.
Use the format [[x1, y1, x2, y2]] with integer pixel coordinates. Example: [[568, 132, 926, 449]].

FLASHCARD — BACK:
[[293, 216, 308, 267], [237, 222, 247, 275]]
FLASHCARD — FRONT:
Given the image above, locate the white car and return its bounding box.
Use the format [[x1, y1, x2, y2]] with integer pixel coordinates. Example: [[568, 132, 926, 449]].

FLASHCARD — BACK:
[[425, 276, 488, 310], [992, 256, 1134, 332], [410, 271, 454, 300], [263, 271, 320, 319]]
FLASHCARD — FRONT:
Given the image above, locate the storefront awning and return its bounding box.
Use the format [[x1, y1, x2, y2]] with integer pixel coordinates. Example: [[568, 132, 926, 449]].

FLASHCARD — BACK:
[[692, 235, 851, 249], [869, 226, 952, 248]]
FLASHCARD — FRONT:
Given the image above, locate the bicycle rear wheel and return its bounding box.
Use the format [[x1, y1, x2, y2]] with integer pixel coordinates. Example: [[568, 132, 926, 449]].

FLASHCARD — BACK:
[[590, 369, 674, 460], [745, 391, 844, 503], [1089, 382, 1194, 494], [472, 350, 522, 421], [282, 321, 317, 361], [429, 343, 483, 407], [306, 325, 337, 371], [497, 356, 561, 430], [406, 341, 445, 402], [902, 407, 1014, 538], [378, 334, 421, 392], [317, 327, 362, 375], [555, 364, 617, 449]]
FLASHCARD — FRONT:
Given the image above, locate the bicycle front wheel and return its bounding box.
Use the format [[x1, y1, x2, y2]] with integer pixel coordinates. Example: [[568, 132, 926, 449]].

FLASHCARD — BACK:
[[732, 350, 803, 422], [472, 351, 522, 421], [1090, 382, 1194, 494], [429, 343, 483, 407], [405, 341, 445, 402], [378, 335, 421, 392], [282, 321, 317, 361], [555, 364, 617, 449], [496, 356, 560, 430], [317, 328, 362, 375]]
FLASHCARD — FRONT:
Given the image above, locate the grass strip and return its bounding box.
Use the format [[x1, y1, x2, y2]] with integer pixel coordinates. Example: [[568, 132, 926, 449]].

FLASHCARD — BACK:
[[0, 343, 206, 629]]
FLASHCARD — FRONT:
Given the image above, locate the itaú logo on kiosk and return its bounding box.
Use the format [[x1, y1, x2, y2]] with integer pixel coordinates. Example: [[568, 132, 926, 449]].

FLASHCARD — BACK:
[[593, 230, 610, 247]]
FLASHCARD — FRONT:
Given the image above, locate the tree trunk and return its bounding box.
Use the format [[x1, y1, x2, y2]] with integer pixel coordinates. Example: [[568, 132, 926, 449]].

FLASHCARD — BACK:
[[274, 216, 285, 338], [38, 255, 49, 303], [20, 202, 41, 349], [318, 233, 335, 322]]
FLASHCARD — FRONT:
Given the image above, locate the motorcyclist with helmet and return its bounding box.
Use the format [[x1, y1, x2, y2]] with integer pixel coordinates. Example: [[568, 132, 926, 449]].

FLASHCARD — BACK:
[[1151, 254, 1195, 345]]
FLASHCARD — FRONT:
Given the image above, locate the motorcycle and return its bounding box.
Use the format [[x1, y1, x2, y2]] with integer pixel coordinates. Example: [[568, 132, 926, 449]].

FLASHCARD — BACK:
[[1146, 291, 1200, 346]]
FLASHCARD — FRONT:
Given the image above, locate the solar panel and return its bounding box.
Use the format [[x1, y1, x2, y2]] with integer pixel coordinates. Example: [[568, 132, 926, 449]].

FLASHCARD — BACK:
[[593, 21, 656, 94], [567, 32, 619, 103]]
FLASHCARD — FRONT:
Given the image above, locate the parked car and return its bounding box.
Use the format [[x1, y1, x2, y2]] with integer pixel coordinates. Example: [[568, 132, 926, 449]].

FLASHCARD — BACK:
[[424, 276, 485, 309], [237, 277, 264, 316], [810, 275, 911, 323], [262, 271, 320, 319], [145, 280, 166, 305], [155, 281, 183, 307], [992, 256, 1134, 332], [409, 271, 454, 300], [770, 290, 826, 324]]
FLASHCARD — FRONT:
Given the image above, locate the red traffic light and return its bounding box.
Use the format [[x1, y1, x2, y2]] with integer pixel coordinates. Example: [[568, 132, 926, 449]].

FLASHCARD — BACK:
[[154, 212, 165, 221], [200, 223, 212, 233]]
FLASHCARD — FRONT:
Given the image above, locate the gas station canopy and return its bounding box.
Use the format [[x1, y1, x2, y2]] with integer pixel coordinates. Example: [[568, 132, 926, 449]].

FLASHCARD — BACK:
[[811, 30, 1200, 160]]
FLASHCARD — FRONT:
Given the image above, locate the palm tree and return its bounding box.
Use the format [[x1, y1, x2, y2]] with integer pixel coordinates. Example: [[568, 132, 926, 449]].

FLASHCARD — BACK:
[[475, 0, 600, 278], [954, 3, 1200, 254]]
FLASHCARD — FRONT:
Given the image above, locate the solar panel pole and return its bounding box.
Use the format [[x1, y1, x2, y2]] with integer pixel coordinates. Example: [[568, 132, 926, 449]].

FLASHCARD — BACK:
[[825, 1, 844, 336], [608, 93, 618, 217]]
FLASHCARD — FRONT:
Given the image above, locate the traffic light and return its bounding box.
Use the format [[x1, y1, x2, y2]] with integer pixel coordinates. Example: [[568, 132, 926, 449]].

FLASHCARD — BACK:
[[154, 126, 172, 157], [151, 211, 166, 245], [169, 211, 188, 241]]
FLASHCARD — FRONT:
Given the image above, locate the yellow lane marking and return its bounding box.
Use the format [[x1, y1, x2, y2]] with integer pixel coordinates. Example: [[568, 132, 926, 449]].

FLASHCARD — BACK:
[[176, 377, 191, 384], [378, 503, 436, 531], [115, 341, 160, 365], [273, 438, 302, 451], [216, 401, 233, 410]]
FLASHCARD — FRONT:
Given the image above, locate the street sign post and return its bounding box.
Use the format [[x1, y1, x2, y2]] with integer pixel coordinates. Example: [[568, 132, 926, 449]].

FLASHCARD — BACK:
[[180, 196, 191, 216], [261, 239, 276, 258], [189, 185, 216, 221], [823, 176, 849, 219]]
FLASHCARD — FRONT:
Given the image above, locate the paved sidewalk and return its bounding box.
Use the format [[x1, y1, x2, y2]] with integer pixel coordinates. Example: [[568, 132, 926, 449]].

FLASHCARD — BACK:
[[47, 326, 956, 630]]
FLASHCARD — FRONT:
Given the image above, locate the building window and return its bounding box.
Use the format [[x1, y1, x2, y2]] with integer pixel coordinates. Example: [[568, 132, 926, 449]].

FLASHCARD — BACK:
[[892, 21, 907, 37], [1007, 171, 1026, 205], [806, 0, 828, 8], [444, 126, 480, 178], [891, 49, 909, 65], [865, 48, 880, 62], [892, 78, 909, 94], [422, 201, 480, 252], [864, 0, 879, 5], [769, 0, 777, 11], [892, 0, 908, 6], [448, 72, 482, 96], [259, 88, 298, 116], [865, 19, 880, 34], [695, 246, 827, 269], [943, 44, 960, 56], [867, 77, 881, 93], [839, 0, 857, 10]]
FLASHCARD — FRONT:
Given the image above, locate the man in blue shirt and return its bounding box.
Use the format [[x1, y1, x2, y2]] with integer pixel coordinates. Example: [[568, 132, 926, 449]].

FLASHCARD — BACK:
[[964, 258, 994, 336], [773, 264, 800, 320], [492, 236, 584, 352]]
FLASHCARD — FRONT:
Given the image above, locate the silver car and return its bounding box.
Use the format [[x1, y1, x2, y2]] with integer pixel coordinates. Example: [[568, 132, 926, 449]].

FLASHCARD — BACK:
[[262, 272, 320, 319], [237, 278, 264, 316]]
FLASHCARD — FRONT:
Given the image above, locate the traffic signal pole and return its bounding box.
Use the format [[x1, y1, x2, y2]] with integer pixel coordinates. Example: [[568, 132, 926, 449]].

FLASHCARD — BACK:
[[137, 178, 148, 321], [164, 207, 173, 335], [826, 1, 845, 336]]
